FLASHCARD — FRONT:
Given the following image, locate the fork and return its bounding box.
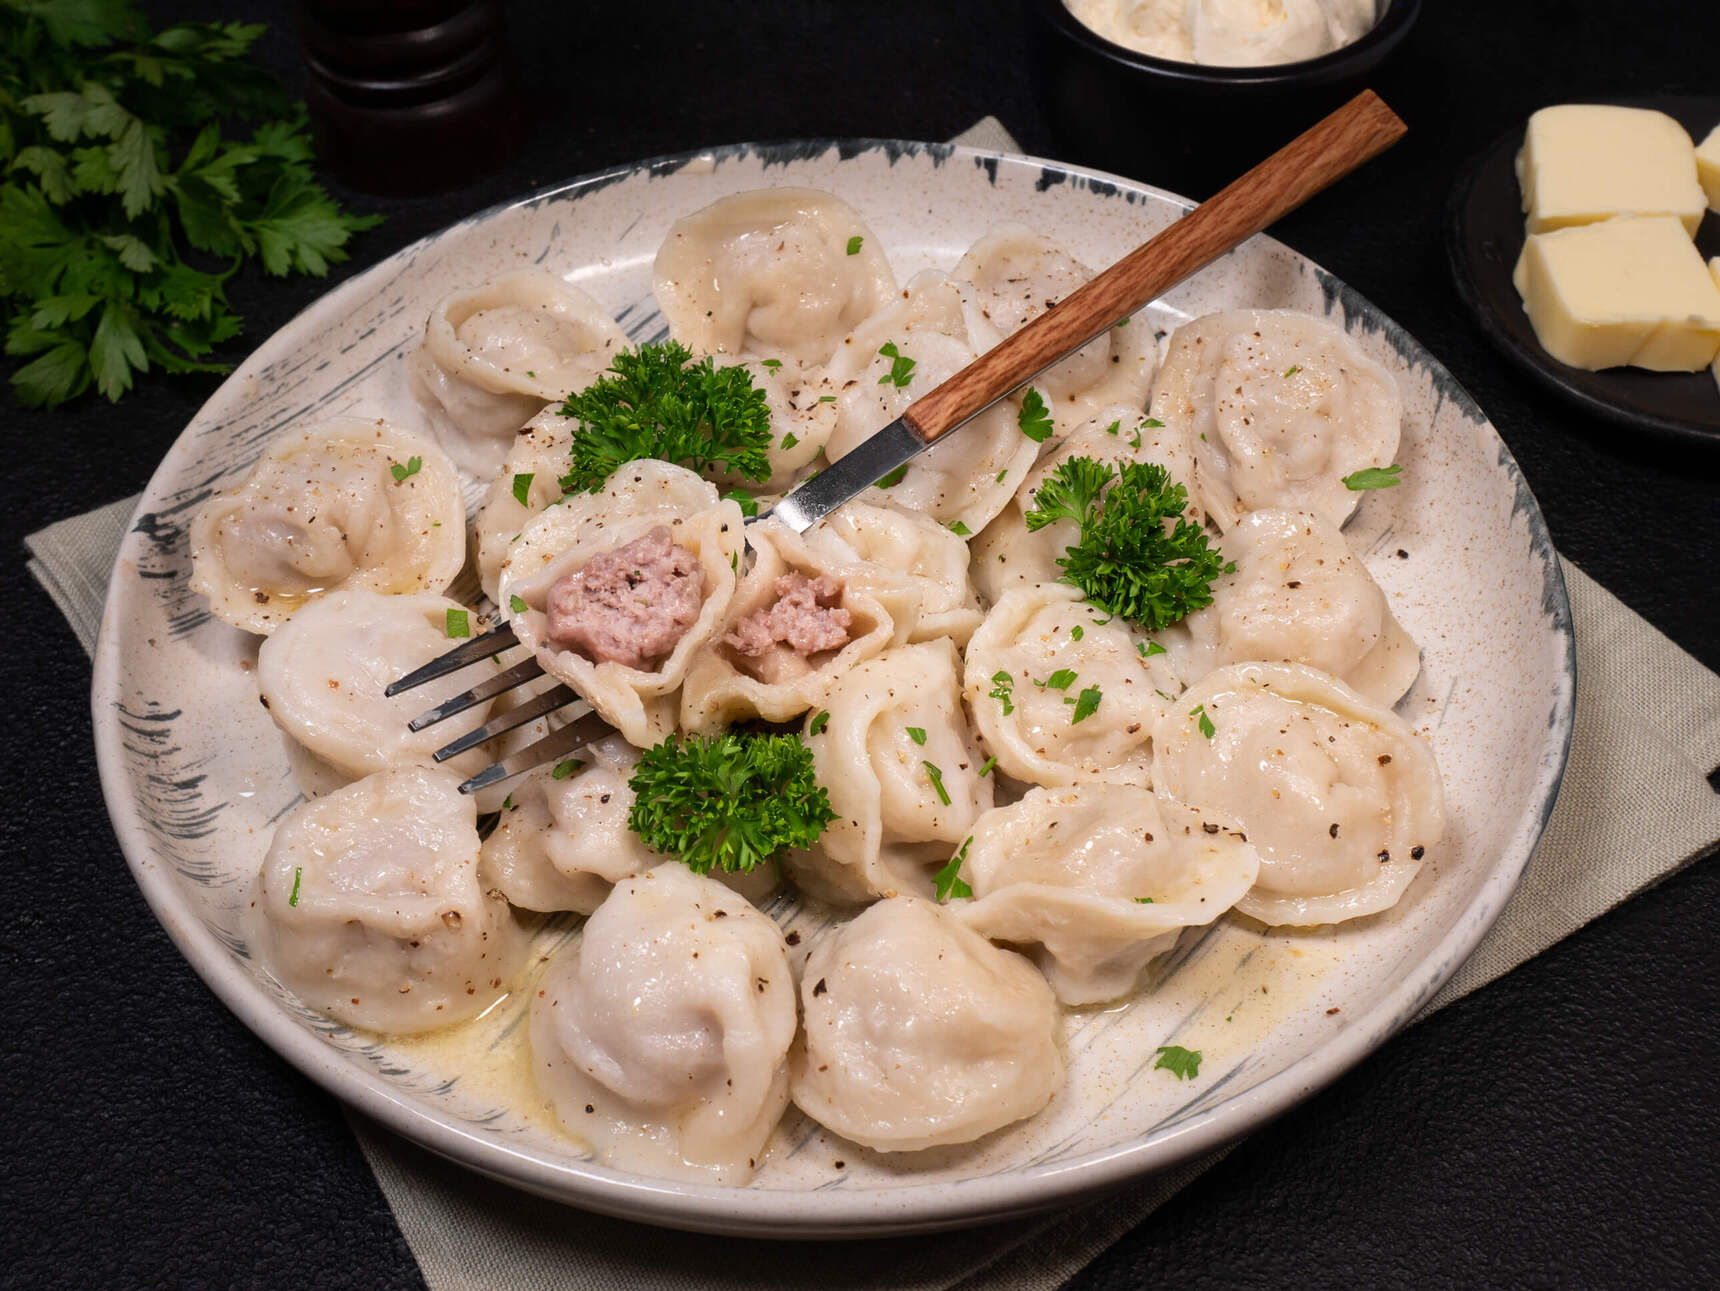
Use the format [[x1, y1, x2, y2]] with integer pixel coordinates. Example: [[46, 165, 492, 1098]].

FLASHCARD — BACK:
[[387, 90, 1408, 794]]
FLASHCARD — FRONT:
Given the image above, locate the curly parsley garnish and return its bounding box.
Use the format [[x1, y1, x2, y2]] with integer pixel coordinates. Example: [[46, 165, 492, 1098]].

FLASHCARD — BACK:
[[1017, 386, 1054, 443], [557, 341, 772, 493], [1024, 456, 1231, 632], [628, 732, 836, 874]]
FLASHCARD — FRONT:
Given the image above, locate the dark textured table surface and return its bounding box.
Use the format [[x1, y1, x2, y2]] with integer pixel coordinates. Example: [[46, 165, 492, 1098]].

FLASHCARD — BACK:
[[5, 2, 1718, 1289]]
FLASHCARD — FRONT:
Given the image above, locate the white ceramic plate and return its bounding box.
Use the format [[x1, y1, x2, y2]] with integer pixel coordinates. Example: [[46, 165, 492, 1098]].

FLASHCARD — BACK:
[[92, 140, 1575, 1238]]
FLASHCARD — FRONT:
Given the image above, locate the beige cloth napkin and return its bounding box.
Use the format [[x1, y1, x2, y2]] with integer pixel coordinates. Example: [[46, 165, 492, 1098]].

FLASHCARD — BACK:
[[30, 118, 1720, 1291]]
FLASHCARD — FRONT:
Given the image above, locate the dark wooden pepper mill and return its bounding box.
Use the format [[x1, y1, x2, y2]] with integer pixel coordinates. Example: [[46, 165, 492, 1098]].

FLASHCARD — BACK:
[[299, 0, 527, 197]]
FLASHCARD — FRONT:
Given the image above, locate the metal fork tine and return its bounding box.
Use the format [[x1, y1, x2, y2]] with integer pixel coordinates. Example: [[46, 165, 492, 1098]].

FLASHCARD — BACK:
[[384, 624, 521, 697], [431, 686, 582, 762], [458, 709, 616, 795], [407, 657, 550, 732]]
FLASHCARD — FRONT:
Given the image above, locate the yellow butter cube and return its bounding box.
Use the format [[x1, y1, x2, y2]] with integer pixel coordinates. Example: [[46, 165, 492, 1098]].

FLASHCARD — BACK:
[[1512, 216, 1720, 372], [1698, 125, 1720, 214], [1517, 105, 1706, 236]]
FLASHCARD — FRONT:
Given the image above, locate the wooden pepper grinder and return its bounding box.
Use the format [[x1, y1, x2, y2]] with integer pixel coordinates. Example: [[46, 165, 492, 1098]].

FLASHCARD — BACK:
[[299, 0, 527, 197]]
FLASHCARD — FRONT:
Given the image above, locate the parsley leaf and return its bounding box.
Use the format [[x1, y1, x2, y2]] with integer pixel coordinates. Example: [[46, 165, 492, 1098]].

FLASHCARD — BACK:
[[1153, 1045, 1203, 1080], [1037, 669, 1078, 691], [1017, 386, 1054, 442], [808, 709, 830, 736], [1024, 456, 1231, 632], [877, 340, 915, 388], [1070, 685, 1102, 724], [989, 670, 1015, 715], [1190, 704, 1216, 739], [512, 472, 534, 506], [905, 726, 928, 746], [287, 865, 302, 907], [445, 608, 469, 638], [558, 341, 773, 492], [551, 758, 585, 780], [845, 235, 863, 255], [1139, 639, 1167, 658], [922, 760, 951, 806], [874, 462, 909, 489], [390, 456, 422, 483], [1070, 625, 1084, 641], [628, 732, 836, 873], [780, 431, 799, 450], [934, 838, 973, 901], [508, 594, 528, 615], [1341, 463, 1403, 491], [948, 519, 972, 537]]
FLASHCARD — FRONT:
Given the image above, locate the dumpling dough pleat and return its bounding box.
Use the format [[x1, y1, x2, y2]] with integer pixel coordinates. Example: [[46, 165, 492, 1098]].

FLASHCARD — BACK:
[[653, 187, 897, 364], [790, 896, 1063, 1152], [256, 587, 494, 784], [951, 784, 1259, 1005], [791, 640, 992, 905], [963, 583, 1177, 788], [249, 765, 523, 1034], [804, 501, 984, 647], [1149, 309, 1401, 531], [408, 270, 626, 478], [190, 418, 465, 636], [472, 405, 574, 603], [1163, 508, 1421, 706], [678, 519, 918, 734], [1152, 661, 1445, 926], [499, 460, 744, 746], [530, 863, 797, 1184]]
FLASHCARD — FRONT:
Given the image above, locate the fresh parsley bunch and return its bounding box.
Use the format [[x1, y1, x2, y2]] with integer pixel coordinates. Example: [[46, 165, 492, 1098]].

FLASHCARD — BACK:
[[627, 731, 836, 874], [0, 1, 380, 407], [1024, 456, 1232, 632], [558, 341, 774, 493]]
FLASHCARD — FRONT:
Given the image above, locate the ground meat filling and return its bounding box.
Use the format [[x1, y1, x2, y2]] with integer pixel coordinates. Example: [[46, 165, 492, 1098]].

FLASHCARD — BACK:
[[724, 572, 853, 659], [544, 525, 705, 669]]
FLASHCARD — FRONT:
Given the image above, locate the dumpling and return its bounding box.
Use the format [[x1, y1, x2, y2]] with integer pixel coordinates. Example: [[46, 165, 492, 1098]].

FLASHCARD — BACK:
[[823, 270, 1041, 534], [949, 784, 1259, 1005], [256, 587, 494, 784], [720, 358, 841, 492], [678, 519, 917, 734], [408, 271, 626, 477], [803, 501, 984, 647], [478, 735, 662, 914], [471, 404, 574, 603], [963, 584, 1177, 788], [969, 405, 1201, 606], [953, 225, 1157, 431], [653, 187, 896, 364], [790, 896, 1062, 1152], [190, 418, 465, 636], [249, 765, 522, 1034], [1149, 309, 1401, 531], [791, 640, 992, 905], [1163, 508, 1421, 705], [530, 863, 796, 1184], [499, 460, 745, 746], [1152, 661, 1445, 926]]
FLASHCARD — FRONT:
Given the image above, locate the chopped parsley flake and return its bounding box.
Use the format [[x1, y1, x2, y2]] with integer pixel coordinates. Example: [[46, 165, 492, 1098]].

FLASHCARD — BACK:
[[512, 472, 534, 506], [1341, 463, 1403, 491], [1105, 419, 1121, 436], [1190, 704, 1216, 739], [922, 760, 951, 806], [502, 793, 516, 811], [877, 341, 916, 388], [1017, 387, 1054, 442], [780, 432, 800, 450], [509, 594, 528, 614], [905, 726, 928, 746], [948, 520, 973, 536], [1153, 1045, 1203, 1080], [818, 394, 837, 403], [1037, 669, 1078, 691], [1142, 418, 1164, 428], [995, 469, 1008, 483], [1070, 625, 1084, 641], [445, 608, 470, 638], [1140, 639, 1167, 658], [989, 670, 1015, 715], [288, 866, 302, 907], [1070, 685, 1102, 724], [551, 758, 585, 780], [1283, 364, 1300, 378], [934, 838, 973, 901], [875, 463, 909, 488], [1134, 896, 1155, 903], [761, 358, 783, 370], [846, 235, 864, 256], [978, 755, 997, 778], [809, 709, 831, 736], [390, 456, 422, 483]]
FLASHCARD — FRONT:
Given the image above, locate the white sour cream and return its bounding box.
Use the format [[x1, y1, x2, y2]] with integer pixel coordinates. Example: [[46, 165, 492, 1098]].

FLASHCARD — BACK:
[[1067, 0, 1378, 67]]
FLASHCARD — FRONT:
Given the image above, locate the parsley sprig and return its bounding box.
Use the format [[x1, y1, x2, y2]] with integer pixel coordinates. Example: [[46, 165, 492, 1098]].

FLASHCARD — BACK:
[[1024, 456, 1231, 632], [0, 4, 381, 406], [558, 341, 773, 493], [627, 732, 836, 874]]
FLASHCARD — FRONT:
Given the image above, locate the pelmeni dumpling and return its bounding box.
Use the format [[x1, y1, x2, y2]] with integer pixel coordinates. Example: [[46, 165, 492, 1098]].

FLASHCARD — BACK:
[[724, 358, 841, 491], [804, 501, 984, 647], [963, 584, 1176, 788], [792, 640, 992, 905], [190, 418, 465, 635], [950, 784, 1259, 1004], [478, 736, 661, 913], [824, 270, 1040, 533], [790, 896, 1062, 1152], [256, 588, 493, 784], [250, 765, 522, 1034], [1149, 309, 1401, 531], [499, 460, 744, 746], [1163, 508, 1421, 706], [969, 405, 1201, 605], [678, 519, 917, 734], [530, 863, 797, 1184], [408, 271, 626, 477], [1152, 662, 1445, 926], [953, 225, 1157, 431], [653, 188, 896, 364], [471, 405, 573, 602]]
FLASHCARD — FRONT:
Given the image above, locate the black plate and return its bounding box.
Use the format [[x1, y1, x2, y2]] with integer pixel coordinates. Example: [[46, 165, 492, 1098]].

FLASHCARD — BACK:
[[1446, 96, 1720, 444]]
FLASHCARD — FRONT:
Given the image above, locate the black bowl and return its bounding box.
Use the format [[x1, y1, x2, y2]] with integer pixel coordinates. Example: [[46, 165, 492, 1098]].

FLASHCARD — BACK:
[[1029, 0, 1423, 197]]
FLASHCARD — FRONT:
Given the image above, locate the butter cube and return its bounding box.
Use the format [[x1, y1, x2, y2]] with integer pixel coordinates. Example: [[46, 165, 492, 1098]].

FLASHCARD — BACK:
[[1512, 216, 1720, 372], [1698, 126, 1720, 214], [1517, 105, 1706, 236]]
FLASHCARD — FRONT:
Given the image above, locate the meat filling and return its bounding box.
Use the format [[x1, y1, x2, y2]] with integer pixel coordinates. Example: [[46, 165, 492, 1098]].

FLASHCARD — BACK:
[[544, 525, 705, 669], [724, 572, 853, 659]]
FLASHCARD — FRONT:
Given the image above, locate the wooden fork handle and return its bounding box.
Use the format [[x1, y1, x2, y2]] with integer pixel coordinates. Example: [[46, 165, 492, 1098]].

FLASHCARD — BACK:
[[901, 89, 1408, 443]]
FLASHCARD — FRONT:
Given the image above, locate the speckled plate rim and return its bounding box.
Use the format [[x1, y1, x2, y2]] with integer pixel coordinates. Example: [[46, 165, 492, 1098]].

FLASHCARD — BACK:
[[92, 138, 1576, 1238]]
